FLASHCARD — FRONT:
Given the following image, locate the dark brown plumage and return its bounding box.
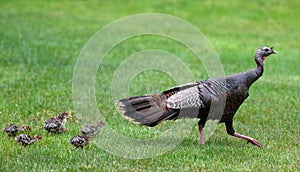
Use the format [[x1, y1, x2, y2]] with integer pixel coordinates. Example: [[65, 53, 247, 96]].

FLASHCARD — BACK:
[[44, 112, 72, 134], [15, 134, 42, 147], [4, 124, 31, 137], [69, 135, 92, 149], [80, 121, 106, 136], [118, 46, 277, 147]]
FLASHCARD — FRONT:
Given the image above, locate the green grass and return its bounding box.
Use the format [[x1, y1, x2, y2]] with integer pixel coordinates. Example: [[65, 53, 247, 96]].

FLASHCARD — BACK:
[[0, 0, 299, 171]]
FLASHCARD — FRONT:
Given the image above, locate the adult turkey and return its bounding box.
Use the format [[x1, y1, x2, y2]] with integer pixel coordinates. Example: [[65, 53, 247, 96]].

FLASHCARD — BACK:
[[117, 46, 277, 147]]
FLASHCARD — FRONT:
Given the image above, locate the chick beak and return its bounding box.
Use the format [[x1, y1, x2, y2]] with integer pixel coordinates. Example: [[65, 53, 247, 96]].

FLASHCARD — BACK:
[[68, 114, 73, 120]]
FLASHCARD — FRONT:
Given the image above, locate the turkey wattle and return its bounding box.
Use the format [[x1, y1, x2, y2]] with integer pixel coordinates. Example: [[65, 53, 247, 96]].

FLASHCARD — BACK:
[[117, 46, 277, 147]]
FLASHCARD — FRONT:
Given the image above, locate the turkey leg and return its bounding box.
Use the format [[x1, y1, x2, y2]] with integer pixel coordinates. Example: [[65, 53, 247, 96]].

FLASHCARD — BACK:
[[198, 124, 205, 145], [225, 121, 262, 147]]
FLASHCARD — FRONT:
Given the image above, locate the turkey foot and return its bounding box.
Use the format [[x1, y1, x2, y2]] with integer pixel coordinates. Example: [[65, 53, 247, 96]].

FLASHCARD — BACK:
[[233, 133, 262, 147]]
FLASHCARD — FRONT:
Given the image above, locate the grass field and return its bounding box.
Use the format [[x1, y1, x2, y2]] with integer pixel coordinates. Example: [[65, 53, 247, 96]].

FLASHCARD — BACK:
[[0, 0, 299, 171]]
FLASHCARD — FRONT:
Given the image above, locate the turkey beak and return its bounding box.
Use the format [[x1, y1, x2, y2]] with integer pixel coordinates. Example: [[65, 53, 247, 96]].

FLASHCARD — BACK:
[[270, 47, 277, 54]]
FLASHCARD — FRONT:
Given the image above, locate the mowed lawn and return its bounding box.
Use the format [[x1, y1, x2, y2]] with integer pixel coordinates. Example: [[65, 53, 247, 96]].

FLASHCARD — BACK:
[[0, 0, 299, 171]]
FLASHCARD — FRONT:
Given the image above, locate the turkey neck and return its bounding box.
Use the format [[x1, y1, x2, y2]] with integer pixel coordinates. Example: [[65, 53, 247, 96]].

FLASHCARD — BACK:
[[243, 54, 264, 87]]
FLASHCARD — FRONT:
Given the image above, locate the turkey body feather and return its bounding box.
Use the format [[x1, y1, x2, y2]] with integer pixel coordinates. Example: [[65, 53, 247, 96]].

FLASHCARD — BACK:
[[118, 46, 277, 147]]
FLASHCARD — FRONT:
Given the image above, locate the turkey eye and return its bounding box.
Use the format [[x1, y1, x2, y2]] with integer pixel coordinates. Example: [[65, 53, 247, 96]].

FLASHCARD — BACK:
[[264, 48, 269, 52]]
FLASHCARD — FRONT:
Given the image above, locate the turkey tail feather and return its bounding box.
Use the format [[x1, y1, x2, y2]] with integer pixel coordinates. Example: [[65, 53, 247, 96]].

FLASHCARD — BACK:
[[117, 94, 178, 127]]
